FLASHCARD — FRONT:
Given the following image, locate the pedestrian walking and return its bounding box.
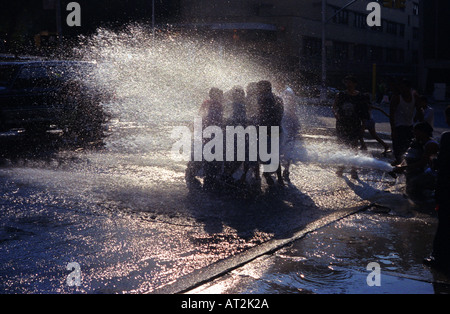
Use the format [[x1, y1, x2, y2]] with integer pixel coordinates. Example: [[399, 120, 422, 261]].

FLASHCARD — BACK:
[[333, 75, 370, 179], [389, 79, 421, 165], [360, 94, 392, 155]]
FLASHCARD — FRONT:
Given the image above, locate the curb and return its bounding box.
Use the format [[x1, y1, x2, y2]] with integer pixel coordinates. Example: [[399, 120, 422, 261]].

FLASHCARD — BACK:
[[152, 201, 372, 294]]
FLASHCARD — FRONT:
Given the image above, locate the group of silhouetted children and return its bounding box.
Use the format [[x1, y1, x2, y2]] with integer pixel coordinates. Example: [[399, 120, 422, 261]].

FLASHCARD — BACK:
[[185, 80, 300, 193]]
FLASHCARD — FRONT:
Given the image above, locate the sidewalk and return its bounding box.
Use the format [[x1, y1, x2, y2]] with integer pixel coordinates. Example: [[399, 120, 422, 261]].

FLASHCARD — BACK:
[[298, 98, 450, 137]]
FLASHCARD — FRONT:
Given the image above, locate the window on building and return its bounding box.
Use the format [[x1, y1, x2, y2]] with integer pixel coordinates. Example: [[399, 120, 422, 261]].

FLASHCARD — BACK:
[[354, 44, 367, 61], [413, 27, 419, 40], [399, 24, 405, 37], [354, 13, 367, 29], [331, 6, 349, 25], [412, 50, 419, 63], [386, 21, 398, 35], [303, 37, 322, 57], [413, 3, 419, 15], [386, 48, 397, 63], [369, 46, 383, 62], [398, 49, 405, 63], [371, 19, 384, 32], [257, 4, 274, 17], [333, 41, 349, 60]]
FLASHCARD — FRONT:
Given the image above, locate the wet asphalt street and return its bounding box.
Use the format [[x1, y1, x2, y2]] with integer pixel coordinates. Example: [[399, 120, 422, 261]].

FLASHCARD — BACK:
[[1, 102, 449, 294]]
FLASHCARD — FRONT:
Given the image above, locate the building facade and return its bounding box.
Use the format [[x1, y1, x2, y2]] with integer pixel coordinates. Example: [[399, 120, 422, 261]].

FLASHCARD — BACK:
[[178, 0, 421, 91], [419, 0, 450, 96]]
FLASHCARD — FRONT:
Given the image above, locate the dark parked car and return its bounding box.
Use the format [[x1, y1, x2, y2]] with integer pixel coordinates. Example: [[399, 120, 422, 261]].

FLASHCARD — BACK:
[[0, 60, 109, 140]]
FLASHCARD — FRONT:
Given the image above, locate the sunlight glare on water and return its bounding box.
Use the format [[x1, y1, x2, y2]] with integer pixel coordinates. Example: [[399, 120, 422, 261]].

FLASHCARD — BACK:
[[72, 24, 393, 176], [75, 25, 274, 127]]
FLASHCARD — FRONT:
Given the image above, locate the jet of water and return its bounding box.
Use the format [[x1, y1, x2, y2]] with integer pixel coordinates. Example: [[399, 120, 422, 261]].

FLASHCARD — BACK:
[[291, 140, 393, 172], [72, 24, 393, 175], [74, 24, 275, 126]]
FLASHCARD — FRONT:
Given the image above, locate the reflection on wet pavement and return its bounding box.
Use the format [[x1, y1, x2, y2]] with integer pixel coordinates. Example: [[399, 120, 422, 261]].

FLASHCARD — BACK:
[[190, 212, 450, 294]]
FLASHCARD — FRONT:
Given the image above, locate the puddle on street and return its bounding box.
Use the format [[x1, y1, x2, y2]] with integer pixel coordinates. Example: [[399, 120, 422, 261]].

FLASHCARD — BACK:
[[191, 212, 450, 294]]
